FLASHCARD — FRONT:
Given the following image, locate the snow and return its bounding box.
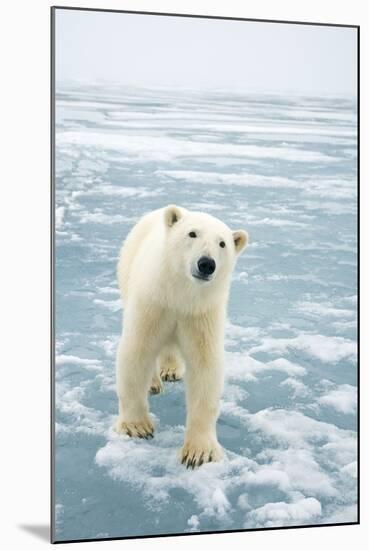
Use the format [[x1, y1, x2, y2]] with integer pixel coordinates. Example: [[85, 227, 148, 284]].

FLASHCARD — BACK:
[[54, 84, 357, 541], [249, 334, 357, 363], [318, 384, 357, 414], [247, 497, 322, 527]]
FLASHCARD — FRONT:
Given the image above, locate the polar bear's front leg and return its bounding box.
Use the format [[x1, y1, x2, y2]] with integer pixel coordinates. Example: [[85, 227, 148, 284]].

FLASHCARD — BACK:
[[115, 335, 155, 438], [178, 312, 225, 468], [115, 302, 171, 438]]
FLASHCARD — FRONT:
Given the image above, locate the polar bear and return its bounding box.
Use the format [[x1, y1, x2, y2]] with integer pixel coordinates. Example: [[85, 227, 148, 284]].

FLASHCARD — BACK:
[[115, 205, 248, 468]]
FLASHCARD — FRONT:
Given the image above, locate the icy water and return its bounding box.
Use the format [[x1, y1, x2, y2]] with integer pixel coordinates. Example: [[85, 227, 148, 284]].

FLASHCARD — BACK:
[[54, 84, 357, 541]]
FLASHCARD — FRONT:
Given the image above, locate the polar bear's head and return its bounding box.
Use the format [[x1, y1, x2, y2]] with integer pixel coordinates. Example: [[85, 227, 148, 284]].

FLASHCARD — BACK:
[[163, 205, 248, 287]]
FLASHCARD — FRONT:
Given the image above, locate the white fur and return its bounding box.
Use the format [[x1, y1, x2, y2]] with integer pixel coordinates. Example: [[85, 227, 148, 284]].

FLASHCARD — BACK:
[[115, 205, 248, 467]]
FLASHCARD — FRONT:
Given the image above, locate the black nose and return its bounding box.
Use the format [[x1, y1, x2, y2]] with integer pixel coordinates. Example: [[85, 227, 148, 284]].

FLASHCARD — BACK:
[[197, 256, 216, 276]]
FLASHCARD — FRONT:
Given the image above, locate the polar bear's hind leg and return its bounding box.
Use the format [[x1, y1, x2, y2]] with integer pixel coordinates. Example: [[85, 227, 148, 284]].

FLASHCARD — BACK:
[[149, 363, 164, 395], [159, 344, 185, 382]]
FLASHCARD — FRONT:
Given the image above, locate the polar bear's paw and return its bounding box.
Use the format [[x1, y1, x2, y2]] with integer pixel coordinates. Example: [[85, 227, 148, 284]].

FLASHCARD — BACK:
[[160, 361, 184, 382], [180, 438, 224, 469], [149, 375, 164, 395], [114, 417, 154, 439]]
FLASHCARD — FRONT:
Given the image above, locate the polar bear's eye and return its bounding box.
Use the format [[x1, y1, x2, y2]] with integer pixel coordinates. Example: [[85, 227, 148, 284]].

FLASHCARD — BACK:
[[219, 241, 226, 248], [189, 231, 197, 238]]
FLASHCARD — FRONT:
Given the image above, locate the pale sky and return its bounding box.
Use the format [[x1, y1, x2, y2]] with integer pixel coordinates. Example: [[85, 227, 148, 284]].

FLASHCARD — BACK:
[[55, 8, 357, 96]]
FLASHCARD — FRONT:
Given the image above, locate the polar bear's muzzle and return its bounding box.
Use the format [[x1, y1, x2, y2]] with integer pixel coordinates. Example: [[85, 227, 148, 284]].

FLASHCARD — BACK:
[[192, 255, 216, 282]]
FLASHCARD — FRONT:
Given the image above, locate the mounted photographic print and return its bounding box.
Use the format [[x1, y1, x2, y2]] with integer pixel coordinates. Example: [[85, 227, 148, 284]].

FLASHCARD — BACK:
[[51, 7, 359, 543]]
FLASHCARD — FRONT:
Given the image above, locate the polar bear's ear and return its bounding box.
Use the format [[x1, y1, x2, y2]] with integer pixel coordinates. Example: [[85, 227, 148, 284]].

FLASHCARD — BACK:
[[233, 230, 248, 254], [164, 205, 183, 227]]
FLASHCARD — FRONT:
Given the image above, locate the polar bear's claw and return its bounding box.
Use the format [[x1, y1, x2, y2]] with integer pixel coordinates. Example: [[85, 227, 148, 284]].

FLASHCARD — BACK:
[[181, 452, 188, 465], [115, 418, 154, 439], [161, 368, 182, 382], [160, 358, 184, 382], [149, 380, 164, 395], [180, 441, 223, 468]]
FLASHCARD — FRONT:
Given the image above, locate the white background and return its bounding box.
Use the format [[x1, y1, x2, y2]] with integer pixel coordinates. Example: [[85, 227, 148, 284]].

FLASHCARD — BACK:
[[0, 0, 366, 548]]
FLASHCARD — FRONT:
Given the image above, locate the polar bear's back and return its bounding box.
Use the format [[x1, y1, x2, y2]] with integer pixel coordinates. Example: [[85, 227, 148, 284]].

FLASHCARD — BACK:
[[117, 208, 164, 301]]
